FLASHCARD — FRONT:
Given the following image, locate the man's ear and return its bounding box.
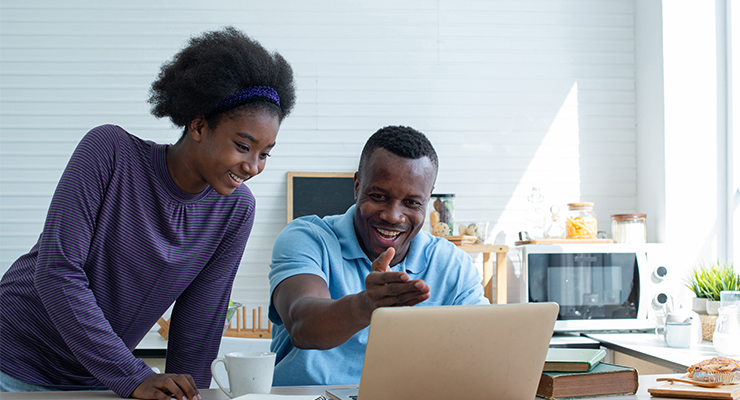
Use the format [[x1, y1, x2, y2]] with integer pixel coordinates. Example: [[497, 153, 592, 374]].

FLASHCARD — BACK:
[[187, 117, 207, 143], [353, 172, 360, 201]]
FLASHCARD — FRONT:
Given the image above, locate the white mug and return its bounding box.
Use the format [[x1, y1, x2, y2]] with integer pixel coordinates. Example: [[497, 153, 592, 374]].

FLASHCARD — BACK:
[[665, 309, 702, 344], [655, 322, 692, 348], [211, 351, 276, 398]]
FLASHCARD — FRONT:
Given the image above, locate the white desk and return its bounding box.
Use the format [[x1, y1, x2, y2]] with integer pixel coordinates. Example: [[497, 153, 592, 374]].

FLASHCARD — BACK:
[[0, 374, 703, 400], [268, 375, 723, 400]]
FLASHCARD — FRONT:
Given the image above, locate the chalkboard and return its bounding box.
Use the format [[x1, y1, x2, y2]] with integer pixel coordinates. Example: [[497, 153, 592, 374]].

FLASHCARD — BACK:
[[287, 172, 356, 223]]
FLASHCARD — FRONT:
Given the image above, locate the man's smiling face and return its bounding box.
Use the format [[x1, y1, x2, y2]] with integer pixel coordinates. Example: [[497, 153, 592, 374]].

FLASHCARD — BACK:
[[353, 148, 435, 266]]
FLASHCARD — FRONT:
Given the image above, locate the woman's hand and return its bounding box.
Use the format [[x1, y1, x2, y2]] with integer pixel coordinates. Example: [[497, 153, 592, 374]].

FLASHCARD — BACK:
[[131, 373, 201, 400]]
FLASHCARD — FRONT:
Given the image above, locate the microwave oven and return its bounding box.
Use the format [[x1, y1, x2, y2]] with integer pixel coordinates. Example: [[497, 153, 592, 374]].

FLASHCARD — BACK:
[[515, 243, 670, 332]]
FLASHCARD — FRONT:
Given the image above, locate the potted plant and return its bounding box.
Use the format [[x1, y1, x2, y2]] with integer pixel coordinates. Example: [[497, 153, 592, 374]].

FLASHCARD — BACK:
[[686, 261, 740, 315], [686, 263, 712, 314]]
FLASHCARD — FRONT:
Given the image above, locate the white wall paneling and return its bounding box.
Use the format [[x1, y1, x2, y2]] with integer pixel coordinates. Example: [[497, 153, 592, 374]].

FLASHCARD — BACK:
[[732, 0, 740, 262], [660, 0, 728, 272], [633, 0, 735, 310], [1, 0, 639, 317]]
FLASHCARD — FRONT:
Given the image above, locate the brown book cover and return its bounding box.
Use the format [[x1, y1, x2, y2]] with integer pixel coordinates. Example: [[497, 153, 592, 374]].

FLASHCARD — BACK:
[[536, 362, 638, 400]]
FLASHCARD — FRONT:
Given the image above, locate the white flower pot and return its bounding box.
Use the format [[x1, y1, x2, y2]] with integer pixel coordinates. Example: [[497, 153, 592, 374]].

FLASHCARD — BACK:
[[692, 297, 708, 315], [706, 300, 722, 315]]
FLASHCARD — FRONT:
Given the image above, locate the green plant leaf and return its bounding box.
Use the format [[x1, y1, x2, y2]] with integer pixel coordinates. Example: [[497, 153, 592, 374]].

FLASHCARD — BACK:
[[686, 261, 739, 301]]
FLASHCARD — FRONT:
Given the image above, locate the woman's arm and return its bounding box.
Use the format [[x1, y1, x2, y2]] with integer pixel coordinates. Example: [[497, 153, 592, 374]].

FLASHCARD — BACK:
[[165, 190, 255, 388], [33, 126, 195, 398]]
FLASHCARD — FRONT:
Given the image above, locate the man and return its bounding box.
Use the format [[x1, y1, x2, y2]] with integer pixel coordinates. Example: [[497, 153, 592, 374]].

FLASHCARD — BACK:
[[268, 126, 489, 386]]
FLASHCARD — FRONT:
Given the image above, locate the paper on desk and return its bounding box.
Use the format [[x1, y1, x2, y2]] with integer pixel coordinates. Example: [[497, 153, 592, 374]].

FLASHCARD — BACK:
[[232, 394, 326, 400]]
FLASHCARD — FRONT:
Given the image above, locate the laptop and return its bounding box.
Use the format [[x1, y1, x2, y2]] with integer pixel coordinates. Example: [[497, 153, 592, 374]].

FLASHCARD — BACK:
[[326, 302, 559, 400]]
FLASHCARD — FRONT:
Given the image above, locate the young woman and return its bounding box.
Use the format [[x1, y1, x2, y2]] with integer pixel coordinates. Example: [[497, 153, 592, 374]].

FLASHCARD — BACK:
[[0, 27, 295, 400]]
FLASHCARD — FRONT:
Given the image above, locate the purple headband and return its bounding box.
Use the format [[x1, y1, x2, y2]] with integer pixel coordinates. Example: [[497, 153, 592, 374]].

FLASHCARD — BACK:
[[210, 85, 281, 114]]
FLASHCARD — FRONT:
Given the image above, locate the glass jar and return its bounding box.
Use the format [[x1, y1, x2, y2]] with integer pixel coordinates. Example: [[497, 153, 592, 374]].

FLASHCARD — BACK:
[[565, 202, 597, 239], [525, 187, 546, 239], [611, 214, 647, 243], [429, 194, 455, 236], [713, 305, 740, 356], [544, 204, 565, 239]]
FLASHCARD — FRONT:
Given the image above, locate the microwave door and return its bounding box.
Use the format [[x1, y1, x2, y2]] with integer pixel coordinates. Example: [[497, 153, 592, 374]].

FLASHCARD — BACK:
[[524, 244, 651, 332]]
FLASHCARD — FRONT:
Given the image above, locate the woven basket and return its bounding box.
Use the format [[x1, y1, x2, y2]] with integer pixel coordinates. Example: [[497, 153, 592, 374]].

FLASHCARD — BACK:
[[700, 314, 718, 341]]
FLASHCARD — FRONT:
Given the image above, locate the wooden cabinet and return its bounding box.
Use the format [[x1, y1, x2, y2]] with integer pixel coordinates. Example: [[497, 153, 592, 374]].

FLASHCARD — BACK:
[[458, 245, 508, 304], [608, 349, 678, 374]]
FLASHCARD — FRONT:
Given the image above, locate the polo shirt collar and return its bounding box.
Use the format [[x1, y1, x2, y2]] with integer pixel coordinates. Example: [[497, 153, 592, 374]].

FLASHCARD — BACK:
[[336, 205, 428, 274], [336, 205, 366, 261]]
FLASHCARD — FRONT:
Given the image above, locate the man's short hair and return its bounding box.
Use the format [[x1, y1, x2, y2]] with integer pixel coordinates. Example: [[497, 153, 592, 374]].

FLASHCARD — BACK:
[[358, 126, 439, 180]]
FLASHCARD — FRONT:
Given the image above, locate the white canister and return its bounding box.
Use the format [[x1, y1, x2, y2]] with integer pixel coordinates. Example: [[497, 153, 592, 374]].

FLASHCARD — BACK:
[[611, 214, 647, 244]]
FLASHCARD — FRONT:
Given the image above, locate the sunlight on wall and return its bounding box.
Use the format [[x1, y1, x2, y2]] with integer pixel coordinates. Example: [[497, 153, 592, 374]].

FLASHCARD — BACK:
[[500, 81, 582, 241], [663, 0, 720, 261], [732, 0, 740, 261]]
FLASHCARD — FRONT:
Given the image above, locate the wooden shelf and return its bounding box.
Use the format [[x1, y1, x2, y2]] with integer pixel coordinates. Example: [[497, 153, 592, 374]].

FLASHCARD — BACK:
[[457, 244, 508, 304], [156, 306, 272, 340], [515, 239, 613, 245], [224, 306, 272, 338]]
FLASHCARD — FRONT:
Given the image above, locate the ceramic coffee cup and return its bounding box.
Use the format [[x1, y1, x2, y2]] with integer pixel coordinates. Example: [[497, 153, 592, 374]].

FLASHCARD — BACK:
[[211, 351, 276, 398], [655, 322, 692, 348], [664, 309, 702, 345]]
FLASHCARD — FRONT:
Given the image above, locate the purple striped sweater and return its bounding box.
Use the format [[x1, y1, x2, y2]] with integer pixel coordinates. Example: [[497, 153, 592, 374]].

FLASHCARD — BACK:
[[0, 125, 255, 397]]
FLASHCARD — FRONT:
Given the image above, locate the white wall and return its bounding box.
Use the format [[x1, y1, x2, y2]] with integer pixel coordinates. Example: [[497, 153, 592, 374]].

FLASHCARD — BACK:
[[732, 0, 740, 262], [634, 0, 735, 310], [0, 1, 639, 317], [635, 0, 666, 245], [662, 0, 727, 262]]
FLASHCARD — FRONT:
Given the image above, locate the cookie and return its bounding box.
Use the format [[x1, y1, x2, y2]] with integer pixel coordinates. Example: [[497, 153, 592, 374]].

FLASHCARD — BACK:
[[430, 211, 440, 226], [432, 222, 450, 236]]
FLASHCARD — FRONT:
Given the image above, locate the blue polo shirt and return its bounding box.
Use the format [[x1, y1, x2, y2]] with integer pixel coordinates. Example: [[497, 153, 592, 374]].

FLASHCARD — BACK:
[[268, 205, 489, 386]]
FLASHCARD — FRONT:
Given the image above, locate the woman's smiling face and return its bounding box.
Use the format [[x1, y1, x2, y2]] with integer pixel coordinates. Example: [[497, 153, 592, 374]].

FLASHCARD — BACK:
[[353, 148, 435, 265], [188, 109, 279, 195]]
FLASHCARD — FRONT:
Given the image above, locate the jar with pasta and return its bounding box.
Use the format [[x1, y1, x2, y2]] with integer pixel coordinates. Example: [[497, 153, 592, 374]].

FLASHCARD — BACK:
[[565, 202, 597, 239]]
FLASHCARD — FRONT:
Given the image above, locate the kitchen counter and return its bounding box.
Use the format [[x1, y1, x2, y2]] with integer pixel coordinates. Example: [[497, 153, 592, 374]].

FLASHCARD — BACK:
[[135, 330, 604, 354], [135, 331, 716, 375], [132, 331, 168, 358], [585, 332, 723, 372]]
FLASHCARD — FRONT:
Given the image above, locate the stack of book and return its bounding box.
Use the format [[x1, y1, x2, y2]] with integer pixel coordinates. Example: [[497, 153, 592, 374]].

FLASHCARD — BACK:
[[537, 348, 639, 400]]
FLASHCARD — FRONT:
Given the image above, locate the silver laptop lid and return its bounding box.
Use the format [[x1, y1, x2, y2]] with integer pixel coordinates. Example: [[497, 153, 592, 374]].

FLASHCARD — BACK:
[[358, 302, 559, 400]]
